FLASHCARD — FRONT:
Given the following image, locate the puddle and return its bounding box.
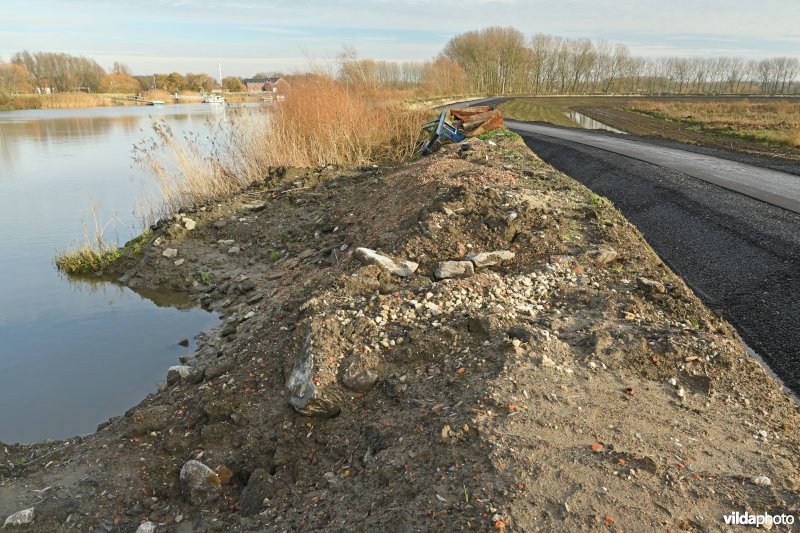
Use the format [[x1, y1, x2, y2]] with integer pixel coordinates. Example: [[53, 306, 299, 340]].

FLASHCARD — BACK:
[[565, 111, 627, 134]]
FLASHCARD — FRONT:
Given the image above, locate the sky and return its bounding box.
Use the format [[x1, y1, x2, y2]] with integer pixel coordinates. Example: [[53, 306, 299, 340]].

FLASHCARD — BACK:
[[2, 0, 799, 77]]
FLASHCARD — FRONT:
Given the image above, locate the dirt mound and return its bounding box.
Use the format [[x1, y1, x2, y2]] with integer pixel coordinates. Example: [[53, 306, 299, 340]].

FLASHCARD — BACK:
[[1, 133, 798, 532]]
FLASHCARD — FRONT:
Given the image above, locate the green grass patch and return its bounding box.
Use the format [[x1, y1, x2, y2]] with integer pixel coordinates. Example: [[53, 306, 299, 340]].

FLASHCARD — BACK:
[[478, 128, 523, 143], [55, 229, 152, 275]]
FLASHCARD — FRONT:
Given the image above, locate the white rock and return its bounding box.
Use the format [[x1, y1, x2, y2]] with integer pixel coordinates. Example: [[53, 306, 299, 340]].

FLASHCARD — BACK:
[[752, 475, 772, 486], [162, 248, 178, 258], [354, 248, 417, 277], [667, 377, 677, 387], [180, 460, 221, 504], [218, 239, 235, 245], [168, 365, 192, 379], [228, 246, 240, 254], [174, 258, 185, 267], [434, 260, 474, 280], [136, 521, 157, 533], [677, 387, 685, 398], [466, 250, 515, 268], [183, 218, 197, 230], [3, 508, 34, 528]]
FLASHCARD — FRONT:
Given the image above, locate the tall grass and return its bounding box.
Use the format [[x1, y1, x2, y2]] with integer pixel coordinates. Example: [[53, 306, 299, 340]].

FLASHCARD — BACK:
[[54, 200, 121, 274], [631, 99, 800, 148], [134, 75, 427, 223], [262, 75, 427, 167]]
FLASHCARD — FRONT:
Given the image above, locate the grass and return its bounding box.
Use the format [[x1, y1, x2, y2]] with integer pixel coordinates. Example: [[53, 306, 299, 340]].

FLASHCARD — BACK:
[[54, 201, 151, 275], [496, 99, 577, 128], [630, 99, 800, 148], [478, 128, 523, 143]]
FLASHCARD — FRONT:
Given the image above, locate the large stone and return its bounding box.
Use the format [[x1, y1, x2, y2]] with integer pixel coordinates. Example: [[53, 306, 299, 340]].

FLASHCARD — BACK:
[[183, 218, 197, 231], [180, 460, 221, 504], [162, 248, 178, 258], [637, 276, 666, 294], [586, 246, 618, 266], [434, 261, 474, 280], [354, 248, 418, 278], [167, 365, 192, 385], [3, 508, 34, 528], [340, 362, 379, 393], [135, 522, 157, 533], [286, 332, 341, 417], [466, 250, 515, 268]]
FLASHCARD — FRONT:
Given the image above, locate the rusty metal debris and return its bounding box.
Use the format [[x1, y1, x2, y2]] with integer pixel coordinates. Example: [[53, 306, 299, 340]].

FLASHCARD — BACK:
[[418, 105, 505, 155]]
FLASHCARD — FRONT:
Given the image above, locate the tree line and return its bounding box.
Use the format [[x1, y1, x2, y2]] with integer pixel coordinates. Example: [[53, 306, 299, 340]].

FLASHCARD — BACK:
[[336, 27, 799, 96], [3, 31, 798, 97]]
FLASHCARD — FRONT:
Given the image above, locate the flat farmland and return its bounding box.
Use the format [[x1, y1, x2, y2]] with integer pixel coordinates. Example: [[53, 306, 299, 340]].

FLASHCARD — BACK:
[[498, 96, 800, 162]]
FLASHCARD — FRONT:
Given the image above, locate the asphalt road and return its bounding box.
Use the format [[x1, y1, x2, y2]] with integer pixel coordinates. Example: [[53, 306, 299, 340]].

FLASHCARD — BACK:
[[504, 122, 800, 395]]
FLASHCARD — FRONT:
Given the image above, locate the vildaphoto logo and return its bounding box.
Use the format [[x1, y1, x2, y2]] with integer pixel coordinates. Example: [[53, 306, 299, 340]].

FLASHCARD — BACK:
[[723, 511, 795, 528]]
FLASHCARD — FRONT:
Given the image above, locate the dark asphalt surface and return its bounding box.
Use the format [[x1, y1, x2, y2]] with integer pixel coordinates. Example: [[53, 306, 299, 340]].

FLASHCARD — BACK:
[[515, 129, 800, 395]]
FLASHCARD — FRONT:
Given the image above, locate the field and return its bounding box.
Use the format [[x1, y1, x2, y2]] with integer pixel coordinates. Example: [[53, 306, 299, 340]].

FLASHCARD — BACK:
[[497, 96, 800, 162], [630, 99, 800, 148]]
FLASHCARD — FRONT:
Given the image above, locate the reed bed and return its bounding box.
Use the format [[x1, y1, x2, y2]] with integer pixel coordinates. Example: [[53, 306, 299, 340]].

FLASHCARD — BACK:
[[631, 99, 800, 148], [134, 75, 427, 223]]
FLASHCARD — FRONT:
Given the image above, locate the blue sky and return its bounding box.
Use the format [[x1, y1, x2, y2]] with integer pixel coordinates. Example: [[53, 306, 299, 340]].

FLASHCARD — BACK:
[[2, 0, 799, 77]]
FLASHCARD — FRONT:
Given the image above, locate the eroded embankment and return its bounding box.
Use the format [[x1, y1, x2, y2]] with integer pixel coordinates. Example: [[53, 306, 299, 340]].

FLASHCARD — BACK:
[[1, 133, 798, 532]]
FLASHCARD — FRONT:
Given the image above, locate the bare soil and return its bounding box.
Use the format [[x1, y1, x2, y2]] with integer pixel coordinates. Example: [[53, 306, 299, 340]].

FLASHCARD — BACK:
[[1, 134, 798, 532]]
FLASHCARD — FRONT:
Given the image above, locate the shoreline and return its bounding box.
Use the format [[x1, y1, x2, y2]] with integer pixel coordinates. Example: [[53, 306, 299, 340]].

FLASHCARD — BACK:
[[1, 133, 798, 531]]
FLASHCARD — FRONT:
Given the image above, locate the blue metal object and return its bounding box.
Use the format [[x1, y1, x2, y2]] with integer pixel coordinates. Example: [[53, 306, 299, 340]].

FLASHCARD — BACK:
[[419, 111, 466, 155]]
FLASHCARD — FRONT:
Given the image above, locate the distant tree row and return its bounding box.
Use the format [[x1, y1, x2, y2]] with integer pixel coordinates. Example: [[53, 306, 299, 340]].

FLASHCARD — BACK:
[[440, 28, 800, 95], [333, 27, 799, 96]]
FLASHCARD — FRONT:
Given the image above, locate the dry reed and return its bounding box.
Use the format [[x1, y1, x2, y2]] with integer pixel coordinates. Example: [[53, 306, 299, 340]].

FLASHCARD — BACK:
[[134, 75, 427, 222]]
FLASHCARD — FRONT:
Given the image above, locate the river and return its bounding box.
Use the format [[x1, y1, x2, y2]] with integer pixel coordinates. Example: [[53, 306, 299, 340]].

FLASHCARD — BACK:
[[0, 104, 228, 444]]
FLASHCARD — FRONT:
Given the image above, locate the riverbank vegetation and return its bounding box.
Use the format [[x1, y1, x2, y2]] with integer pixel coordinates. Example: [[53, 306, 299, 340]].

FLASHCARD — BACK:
[[630, 99, 800, 148], [133, 74, 426, 223]]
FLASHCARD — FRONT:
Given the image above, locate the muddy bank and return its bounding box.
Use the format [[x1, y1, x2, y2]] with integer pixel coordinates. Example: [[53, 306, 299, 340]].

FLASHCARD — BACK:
[[1, 133, 798, 532]]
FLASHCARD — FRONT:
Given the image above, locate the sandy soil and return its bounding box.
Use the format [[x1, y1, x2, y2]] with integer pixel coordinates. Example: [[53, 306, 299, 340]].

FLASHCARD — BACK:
[[1, 133, 798, 532]]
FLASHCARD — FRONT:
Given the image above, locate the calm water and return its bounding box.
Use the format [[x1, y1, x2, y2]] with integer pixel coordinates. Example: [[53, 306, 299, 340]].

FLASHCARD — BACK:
[[0, 104, 226, 443], [565, 111, 627, 134]]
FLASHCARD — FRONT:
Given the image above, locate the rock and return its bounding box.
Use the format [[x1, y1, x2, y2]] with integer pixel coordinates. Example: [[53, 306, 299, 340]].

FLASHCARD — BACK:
[[752, 475, 772, 486], [178, 338, 190, 347], [340, 362, 379, 393], [466, 250, 515, 268], [238, 469, 271, 516], [637, 277, 666, 294], [212, 220, 227, 229], [586, 246, 618, 266], [174, 258, 185, 267], [434, 261, 474, 280], [286, 332, 341, 417], [205, 357, 234, 380], [167, 365, 192, 385], [162, 248, 178, 258], [135, 522, 157, 533], [180, 460, 222, 504], [183, 218, 197, 231], [228, 246, 241, 255], [354, 248, 417, 278], [3, 508, 34, 528]]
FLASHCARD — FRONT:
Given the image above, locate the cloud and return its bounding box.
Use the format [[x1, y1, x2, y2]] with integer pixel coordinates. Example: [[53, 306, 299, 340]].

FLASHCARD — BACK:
[[2, 0, 798, 75]]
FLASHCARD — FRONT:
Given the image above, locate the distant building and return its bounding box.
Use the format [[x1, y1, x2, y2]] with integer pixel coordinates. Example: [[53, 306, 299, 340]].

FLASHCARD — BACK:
[[243, 77, 287, 93]]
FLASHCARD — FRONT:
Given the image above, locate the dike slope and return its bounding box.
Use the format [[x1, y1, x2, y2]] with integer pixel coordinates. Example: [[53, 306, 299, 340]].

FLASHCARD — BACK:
[[1, 132, 798, 532]]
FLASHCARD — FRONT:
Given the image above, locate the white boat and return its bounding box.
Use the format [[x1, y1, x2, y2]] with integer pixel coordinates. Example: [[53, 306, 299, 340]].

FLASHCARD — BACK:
[[202, 94, 225, 104]]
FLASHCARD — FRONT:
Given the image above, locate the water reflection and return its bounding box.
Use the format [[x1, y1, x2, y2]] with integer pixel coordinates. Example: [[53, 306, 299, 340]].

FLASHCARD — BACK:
[[0, 103, 226, 443], [565, 111, 627, 134]]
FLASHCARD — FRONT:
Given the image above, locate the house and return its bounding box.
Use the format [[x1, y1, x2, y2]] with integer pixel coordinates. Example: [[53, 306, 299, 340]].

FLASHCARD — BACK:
[[243, 77, 287, 93]]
